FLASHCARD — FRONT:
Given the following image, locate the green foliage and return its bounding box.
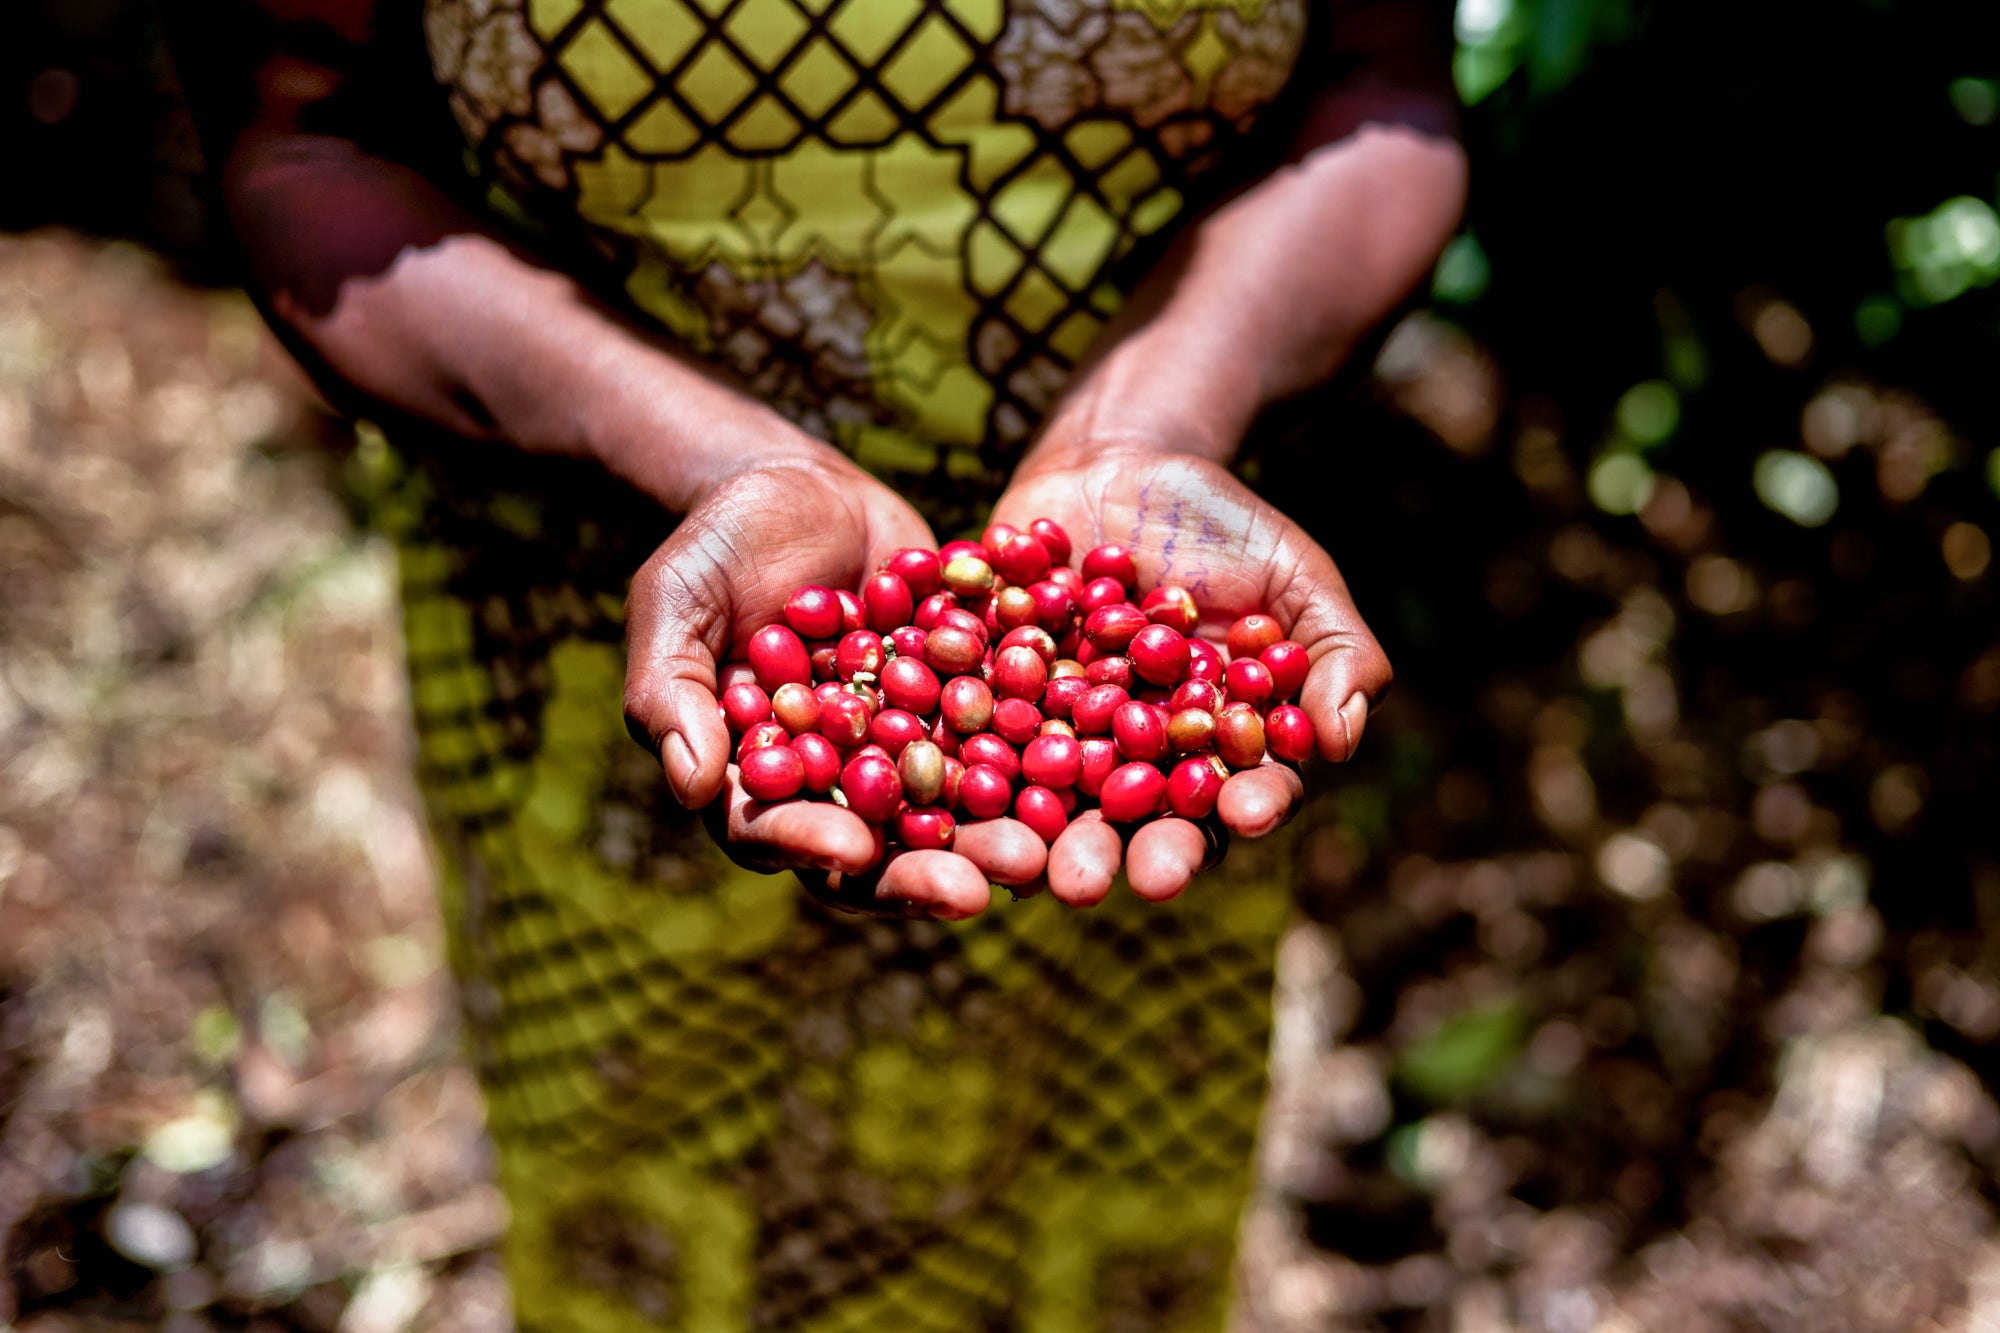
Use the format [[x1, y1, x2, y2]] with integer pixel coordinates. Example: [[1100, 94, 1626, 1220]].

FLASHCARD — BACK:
[[1396, 995, 1529, 1103]]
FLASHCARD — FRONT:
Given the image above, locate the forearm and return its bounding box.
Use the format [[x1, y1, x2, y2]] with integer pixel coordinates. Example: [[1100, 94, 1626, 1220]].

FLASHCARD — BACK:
[[226, 133, 833, 511], [1024, 82, 1467, 474]]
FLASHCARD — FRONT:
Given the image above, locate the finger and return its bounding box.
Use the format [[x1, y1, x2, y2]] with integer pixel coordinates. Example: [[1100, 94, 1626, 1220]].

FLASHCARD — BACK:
[[1267, 538, 1393, 763], [952, 818, 1049, 887], [1047, 814, 1122, 907], [876, 850, 993, 920], [1216, 763, 1305, 839], [1126, 818, 1207, 903], [625, 542, 734, 807], [712, 768, 880, 875]]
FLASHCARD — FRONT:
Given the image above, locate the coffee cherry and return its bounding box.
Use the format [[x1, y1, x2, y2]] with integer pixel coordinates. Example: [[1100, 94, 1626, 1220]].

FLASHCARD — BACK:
[[1047, 565, 1084, 595], [940, 757, 965, 810], [1077, 577, 1128, 615], [1170, 678, 1224, 714], [863, 572, 914, 633], [899, 739, 947, 805], [995, 586, 1039, 631], [878, 656, 941, 715], [869, 708, 927, 758], [993, 645, 1049, 702], [835, 630, 886, 682], [925, 625, 985, 676], [1072, 684, 1129, 736], [1167, 707, 1216, 754], [1099, 763, 1167, 822], [1224, 657, 1274, 708], [748, 624, 812, 692], [886, 548, 942, 598], [1084, 655, 1134, 690], [836, 589, 867, 635], [1077, 737, 1119, 796], [1166, 756, 1227, 819], [939, 539, 987, 565], [997, 625, 1058, 666], [936, 607, 989, 642], [939, 676, 995, 734], [980, 522, 1021, 556], [809, 642, 840, 683], [1050, 658, 1087, 680], [737, 720, 790, 761], [959, 763, 1013, 819], [1081, 544, 1137, 588], [993, 532, 1052, 586], [887, 625, 929, 660], [913, 591, 957, 631], [992, 697, 1044, 746], [813, 680, 845, 704], [740, 744, 806, 802], [958, 733, 1022, 783], [1214, 703, 1266, 770], [942, 554, 996, 596], [1140, 585, 1200, 636], [1029, 518, 1072, 566], [1021, 733, 1083, 789], [1260, 641, 1310, 700], [1014, 786, 1068, 844], [1084, 604, 1148, 652], [1042, 675, 1088, 721], [1129, 624, 1191, 686], [840, 680, 879, 713], [784, 585, 844, 640], [819, 691, 872, 748], [1187, 639, 1226, 684], [1265, 704, 1315, 763], [840, 751, 903, 823], [770, 682, 820, 736], [896, 806, 956, 851], [1039, 718, 1077, 739], [1226, 614, 1284, 660], [720, 682, 772, 735], [792, 733, 842, 793], [1112, 700, 1168, 764]]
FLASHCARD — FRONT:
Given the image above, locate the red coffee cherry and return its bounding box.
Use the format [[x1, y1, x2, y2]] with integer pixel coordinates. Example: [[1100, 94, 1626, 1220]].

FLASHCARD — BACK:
[[784, 585, 844, 640], [1076, 576, 1128, 615], [913, 591, 958, 631], [792, 733, 842, 793], [862, 572, 914, 634], [980, 522, 1021, 557], [747, 624, 812, 692], [1187, 639, 1226, 684], [925, 625, 985, 676], [958, 762, 1013, 819], [770, 682, 820, 736], [836, 630, 886, 682], [1166, 755, 1227, 819], [939, 676, 995, 734], [958, 733, 1022, 783], [1265, 704, 1316, 763], [1077, 737, 1119, 796], [888, 625, 929, 660], [997, 625, 1058, 666], [836, 589, 867, 635], [936, 607, 989, 642], [736, 720, 790, 761], [1038, 718, 1077, 740], [1047, 566, 1084, 595], [895, 806, 956, 851], [1140, 585, 1200, 636], [819, 691, 873, 749], [869, 708, 927, 758], [1085, 655, 1134, 690], [993, 532, 1053, 586], [1099, 763, 1167, 822], [1042, 675, 1088, 721], [993, 645, 1049, 701], [1171, 678, 1224, 714], [1013, 786, 1068, 844], [1071, 684, 1130, 736], [1260, 640, 1310, 700], [720, 682, 772, 735], [1111, 700, 1168, 764], [1224, 657, 1274, 708], [939, 539, 987, 565], [995, 586, 1039, 631], [740, 744, 805, 802], [992, 698, 1044, 746], [1226, 614, 1284, 660], [879, 656, 941, 715], [886, 548, 942, 599], [840, 751, 903, 823], [1021, 733, 1083, 789], [1025, 580, 1076, 632], [1084, 604, 1148, 652], [1128, 624, 1191, 686], [939, 756, 965, 810], [1029, 518, 1072, 566], [1081, 544, 1137, 589], [1214, 703, 1267, 770]]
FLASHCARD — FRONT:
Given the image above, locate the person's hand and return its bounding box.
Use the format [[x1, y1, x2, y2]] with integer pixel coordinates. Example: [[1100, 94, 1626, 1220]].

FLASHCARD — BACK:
[[623, 451, 1049, 918], [990, 444, 1391, 907]]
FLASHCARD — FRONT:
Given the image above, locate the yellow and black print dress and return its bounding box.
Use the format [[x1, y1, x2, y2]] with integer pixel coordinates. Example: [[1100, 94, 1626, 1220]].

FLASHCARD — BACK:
[[393, 0, 1311, 1325]]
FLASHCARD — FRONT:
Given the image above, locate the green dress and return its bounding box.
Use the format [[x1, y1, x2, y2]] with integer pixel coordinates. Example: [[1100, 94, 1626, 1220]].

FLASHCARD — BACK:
[[390, 0, 1311, 1325]]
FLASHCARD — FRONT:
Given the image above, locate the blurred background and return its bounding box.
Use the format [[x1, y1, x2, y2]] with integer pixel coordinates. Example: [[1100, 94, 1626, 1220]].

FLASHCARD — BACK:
[[3, 0, 1999, 1329]]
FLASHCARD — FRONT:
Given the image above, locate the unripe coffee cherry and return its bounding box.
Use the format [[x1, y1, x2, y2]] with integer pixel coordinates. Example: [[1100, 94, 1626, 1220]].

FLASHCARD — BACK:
[[748, 624, 811, 692], [995, 586, 1039, 631], [1128, 624, 1191, 686], [863, 572, 914, 633], [1050, 658, 1088, 680], [1166, 756, 1227, 819], [942, 554, 996, 596], [958, 733, 1022, 783], [1072, 684, 1129, 735], [1187, 639, 1226, 683], [1029, 517, 1072, 566], [993, 532, 1052, 586], [992, 698, 1043, 746], [836, 630, 885, 682], [783, 585, 844, 640], [792, 733, 842, 793], [1140, 585, 1200, 636], [1099, 763, 1167, 822], [1214, 704, 1267, 770], [721, 682, 772, 734], [1226, 613, 1284, 660], [1167, 707, 1216, 753], [1021, 733, 1083, 789], [925, 625, 985, 676], [1111, 700, 1168, 763], [896, 806, 956, 851], [879, 656, 941, 715], [958, 762, 1013, 819], [1224, 657, 1274, 708], [740, 744, 805, 802], [899, 739, 947, 805], [1084, 604, 1148, 652], [1039, 718, 1077, 739], [771, 682, 820, 736], [1265, 704, 1315, 762], [1081, 543, 1138, 588], [1013, 786, 1068, 844], [939, 676, 995, 734], [869, 708, 927, 758], [840, 751, 902, 823], [886, 548, 942, 598], [1260, 641, 1310, 700], [1077, 577, 1127, 615], [1077, 737, 1119, 796], [993, 645, 1049, 701]]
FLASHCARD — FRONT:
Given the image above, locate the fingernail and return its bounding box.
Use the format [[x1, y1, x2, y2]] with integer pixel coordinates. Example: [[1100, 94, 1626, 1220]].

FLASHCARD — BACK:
[[663, 730, 698, 802], [1336, 693, 1369, 761]]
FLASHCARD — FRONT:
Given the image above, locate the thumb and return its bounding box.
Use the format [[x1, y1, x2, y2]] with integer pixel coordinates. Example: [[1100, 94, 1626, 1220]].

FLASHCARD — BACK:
[[624, 535, 735, 807], [1272, 539, 1393, 763]]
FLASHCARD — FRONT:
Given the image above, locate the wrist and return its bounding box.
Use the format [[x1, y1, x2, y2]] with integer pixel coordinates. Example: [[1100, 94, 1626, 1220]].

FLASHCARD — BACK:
[[1020, 337, 1260, 482]]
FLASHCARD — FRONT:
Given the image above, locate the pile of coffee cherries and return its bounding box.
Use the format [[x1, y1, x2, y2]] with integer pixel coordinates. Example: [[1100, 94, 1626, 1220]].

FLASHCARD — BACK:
[[719, 518, 1315, 854]]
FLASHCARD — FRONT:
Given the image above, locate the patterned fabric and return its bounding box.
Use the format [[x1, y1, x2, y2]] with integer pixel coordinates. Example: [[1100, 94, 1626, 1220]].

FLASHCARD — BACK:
[[390, 1, 1313, 1326]]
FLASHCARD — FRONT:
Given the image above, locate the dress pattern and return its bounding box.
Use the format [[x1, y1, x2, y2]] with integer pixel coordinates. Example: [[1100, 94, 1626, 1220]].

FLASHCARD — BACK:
[[387, 0, 1314, 1326]]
